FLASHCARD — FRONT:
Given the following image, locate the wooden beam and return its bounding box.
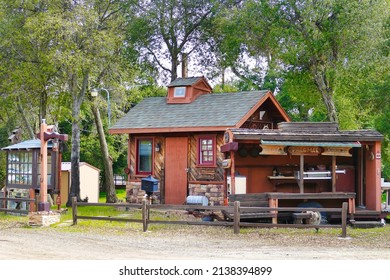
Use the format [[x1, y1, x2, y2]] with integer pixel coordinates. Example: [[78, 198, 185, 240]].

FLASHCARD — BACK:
[[269, 198, 278, 224], [142, 199, 148, 232], [233, 201, 240, 234], [39, 121, 48, 210], [332, 156, 336, 192], [220, 142, 238, 152], [341, 202, 348, 238], [259, 145, 287, 155], [299, 155, 304, 193], [230, 151, 236, 195]]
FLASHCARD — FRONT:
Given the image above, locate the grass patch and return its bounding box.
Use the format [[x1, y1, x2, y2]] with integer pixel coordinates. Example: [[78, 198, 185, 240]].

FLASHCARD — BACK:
[[99, 188, 126, 202]]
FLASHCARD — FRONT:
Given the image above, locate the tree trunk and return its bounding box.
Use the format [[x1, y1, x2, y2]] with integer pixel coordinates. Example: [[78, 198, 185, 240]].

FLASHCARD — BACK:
[[91, 99, 118, 203], [16, 96, 35, 139], [66, 72, 88, 206], [170, 51, 179, 82], [312, 69, 339, 123], [40, 90, 48, 121]]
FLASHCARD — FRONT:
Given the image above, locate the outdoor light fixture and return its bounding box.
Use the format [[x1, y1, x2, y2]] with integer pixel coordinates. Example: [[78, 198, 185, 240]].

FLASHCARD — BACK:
[[91, 89, 99, 97], [91, 88, 111, 127]]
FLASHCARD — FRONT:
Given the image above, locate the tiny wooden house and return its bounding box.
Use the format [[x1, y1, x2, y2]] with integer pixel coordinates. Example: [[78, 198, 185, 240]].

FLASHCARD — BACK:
[[110, 76, 290, 205]]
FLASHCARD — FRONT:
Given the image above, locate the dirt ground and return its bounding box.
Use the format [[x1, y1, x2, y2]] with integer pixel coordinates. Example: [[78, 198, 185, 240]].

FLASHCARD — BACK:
[[1, 217, 390, 260]]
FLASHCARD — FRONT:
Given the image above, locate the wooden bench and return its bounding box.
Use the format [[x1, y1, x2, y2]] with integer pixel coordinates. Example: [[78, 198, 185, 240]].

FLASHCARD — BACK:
[[223, 193, 275, 221], [228, 193, 269, 207], [292, 212, 314, 224]]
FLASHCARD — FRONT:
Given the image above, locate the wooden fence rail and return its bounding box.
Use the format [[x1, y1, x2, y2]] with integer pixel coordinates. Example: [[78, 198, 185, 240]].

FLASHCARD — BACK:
[[71, 197, 349, 237], [0, 197, 35, 215]]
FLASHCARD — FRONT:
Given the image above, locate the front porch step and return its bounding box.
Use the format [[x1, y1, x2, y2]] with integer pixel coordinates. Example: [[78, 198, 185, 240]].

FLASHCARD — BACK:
[[350, 220, 385, 228]]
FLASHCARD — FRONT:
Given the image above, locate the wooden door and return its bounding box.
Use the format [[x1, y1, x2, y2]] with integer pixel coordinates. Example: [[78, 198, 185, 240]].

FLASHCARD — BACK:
[[165, 137, 188, 204]]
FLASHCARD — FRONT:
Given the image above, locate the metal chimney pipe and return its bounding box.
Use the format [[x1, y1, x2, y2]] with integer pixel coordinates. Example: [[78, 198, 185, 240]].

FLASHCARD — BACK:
[[181, 53, 188, 78]]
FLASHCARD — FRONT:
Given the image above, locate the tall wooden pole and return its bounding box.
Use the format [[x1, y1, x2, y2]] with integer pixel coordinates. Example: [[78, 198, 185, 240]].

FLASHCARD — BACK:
[[331, 156, 337, 192], [230, 151, 236, 195], [39, 119, 50, 211], [299, 155, 304, 193]]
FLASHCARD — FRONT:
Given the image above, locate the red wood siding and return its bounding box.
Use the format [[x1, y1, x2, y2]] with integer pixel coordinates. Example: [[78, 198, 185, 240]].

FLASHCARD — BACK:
[[188, 134, 224, 182]]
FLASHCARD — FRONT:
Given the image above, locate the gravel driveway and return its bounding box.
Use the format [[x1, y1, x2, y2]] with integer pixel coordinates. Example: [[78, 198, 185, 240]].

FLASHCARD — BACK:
[[1, 219, 390, 260]]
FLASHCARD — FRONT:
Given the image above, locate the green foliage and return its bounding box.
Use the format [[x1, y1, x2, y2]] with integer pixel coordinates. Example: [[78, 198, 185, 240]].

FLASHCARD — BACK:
[[124, 0, 238, 82], [0, 126, 10, 188], [277, 70, 328, 122], [213, 83, 239, 93]]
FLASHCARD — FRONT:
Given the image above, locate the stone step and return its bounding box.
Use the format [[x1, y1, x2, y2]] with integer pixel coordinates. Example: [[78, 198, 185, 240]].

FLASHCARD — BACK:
[[350, 220, 385, 228]]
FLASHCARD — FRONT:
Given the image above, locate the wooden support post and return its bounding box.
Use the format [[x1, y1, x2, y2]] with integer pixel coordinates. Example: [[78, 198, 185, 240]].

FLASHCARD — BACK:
[[331, 156, 336, 192], [230, 151, 236, 195], [348, 198, 355, 221], [39, 120, 49, 211], [348, 198, 355, 214], [35, 194, 40, 211], [341, 202, 348, 238], [29, 188, 35, 212], [299, 155, 304, 193], [2, 187, 6, 210], [72, 196, 77, 225], [387, 190, 390, 207], [142, 199, 148, 232], [233, 201, 240, 234], [269, 198, 278, 224]]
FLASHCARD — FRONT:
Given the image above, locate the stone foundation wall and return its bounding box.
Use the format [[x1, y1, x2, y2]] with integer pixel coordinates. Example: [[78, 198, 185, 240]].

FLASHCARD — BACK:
[[188, 183, 225, 206], [126, 181, 161, 204], [28, 211, 61, 226], [126, 181, 224, 206]]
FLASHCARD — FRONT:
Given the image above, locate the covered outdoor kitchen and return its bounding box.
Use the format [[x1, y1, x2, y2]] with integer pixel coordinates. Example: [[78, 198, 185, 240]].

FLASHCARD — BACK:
[[221, 122, 384, 223]]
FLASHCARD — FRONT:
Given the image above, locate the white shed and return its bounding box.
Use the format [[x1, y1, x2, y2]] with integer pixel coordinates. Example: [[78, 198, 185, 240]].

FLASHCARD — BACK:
[[61, 162, 100, 203]]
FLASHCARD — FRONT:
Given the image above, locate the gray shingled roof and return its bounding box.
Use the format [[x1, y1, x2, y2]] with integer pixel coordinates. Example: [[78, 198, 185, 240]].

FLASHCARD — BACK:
[[1, 139, 53, 150], [167, 76, 203, 87], [229, 128, 384, 142], [111, 90, 269, 131]]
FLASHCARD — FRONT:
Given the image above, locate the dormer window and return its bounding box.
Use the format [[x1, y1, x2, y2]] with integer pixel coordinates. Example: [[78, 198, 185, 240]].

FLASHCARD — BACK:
[[167, 76, 212, 104], [174, 87, 186, 98]]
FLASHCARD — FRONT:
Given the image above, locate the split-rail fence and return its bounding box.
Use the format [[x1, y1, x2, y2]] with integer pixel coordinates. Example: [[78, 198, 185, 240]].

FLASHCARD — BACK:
[[71, 197, 349, 238]]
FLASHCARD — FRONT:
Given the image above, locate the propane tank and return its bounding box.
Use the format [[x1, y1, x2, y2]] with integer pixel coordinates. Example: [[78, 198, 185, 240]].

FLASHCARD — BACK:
[[56, 195, 61, 210]]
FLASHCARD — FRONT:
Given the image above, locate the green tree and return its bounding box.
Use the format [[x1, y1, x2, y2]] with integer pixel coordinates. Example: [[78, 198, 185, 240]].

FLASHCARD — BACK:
[[124, 0, 239, 83], [214, 0, 389, 125], [0, 0, 135, 204], [0, 1, 61, 137], [48, 0, 127, 204]]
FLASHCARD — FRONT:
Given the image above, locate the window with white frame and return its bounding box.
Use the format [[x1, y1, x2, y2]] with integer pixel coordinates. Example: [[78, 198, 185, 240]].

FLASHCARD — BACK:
[[198, 136, 216, 166], [173, 87, 186, 97]]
